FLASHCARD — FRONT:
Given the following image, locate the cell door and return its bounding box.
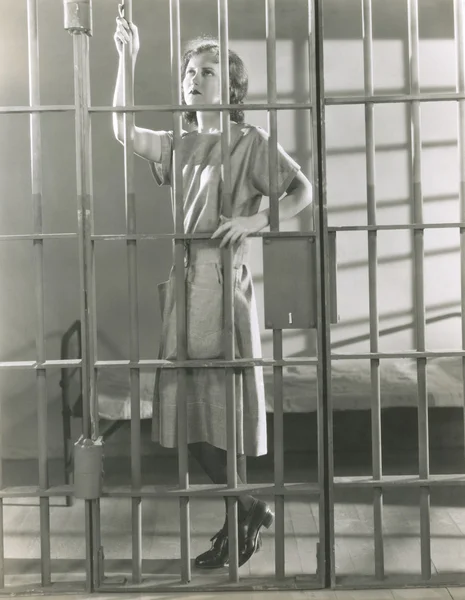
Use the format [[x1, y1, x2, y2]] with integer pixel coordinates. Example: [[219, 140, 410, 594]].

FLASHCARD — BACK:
[[62, 0, 330, 593], [320, 0, 465, 590]]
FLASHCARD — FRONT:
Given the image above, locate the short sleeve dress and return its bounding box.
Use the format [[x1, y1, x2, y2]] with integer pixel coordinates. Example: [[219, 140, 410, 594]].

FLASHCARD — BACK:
[[149, 122, 300, 457]]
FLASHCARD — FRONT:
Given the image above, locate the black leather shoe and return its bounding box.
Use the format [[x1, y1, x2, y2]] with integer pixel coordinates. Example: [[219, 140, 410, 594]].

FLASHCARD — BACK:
[[195, 524, 229, 569], [195, 524, 263, 569], [239, 500, 274, 567]]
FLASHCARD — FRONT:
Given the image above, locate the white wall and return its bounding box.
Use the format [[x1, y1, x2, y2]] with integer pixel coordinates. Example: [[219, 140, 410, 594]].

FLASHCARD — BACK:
[[0, 0, 460, 460]]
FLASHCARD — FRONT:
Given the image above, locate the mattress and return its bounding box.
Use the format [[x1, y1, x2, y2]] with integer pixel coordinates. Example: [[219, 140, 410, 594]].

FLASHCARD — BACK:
[[94, 357, 464, 421]]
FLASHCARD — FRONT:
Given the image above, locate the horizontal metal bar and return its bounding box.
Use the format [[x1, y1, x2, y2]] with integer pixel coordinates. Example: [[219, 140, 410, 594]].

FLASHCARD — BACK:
[[329, 222, 465, 232], [0, 482, 320, 498], [0, 485, 74, 497], [326, 91, 465, 105], [104, 102, 315, 112], [0, 105, 76, 114], [2, 225, 464, 242], [0, 102, 315, 115], [90, 231, 317, 242], [332, 350, 465, 359], [0, 233, 77, 242], [94, 357, 319, 368], [97, 579, 321, 594], [4, 93, 465, 115], [4, 351, 465, 370], [102, 482, 320, 497], [0, 359, 81, 370], [334, 474, 465, 488]]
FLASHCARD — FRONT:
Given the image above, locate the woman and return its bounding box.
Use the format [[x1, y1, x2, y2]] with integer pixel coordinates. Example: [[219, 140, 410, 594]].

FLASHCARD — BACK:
[[113, 16, 313, 569]]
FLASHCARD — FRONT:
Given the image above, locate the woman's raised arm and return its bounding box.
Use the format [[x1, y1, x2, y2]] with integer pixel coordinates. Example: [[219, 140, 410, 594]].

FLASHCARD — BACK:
[[112, 17, 162, 163]]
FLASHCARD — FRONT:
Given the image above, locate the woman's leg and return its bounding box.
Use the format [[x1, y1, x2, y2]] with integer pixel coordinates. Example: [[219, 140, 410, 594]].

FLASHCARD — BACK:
[[189, 441, 255, 522]]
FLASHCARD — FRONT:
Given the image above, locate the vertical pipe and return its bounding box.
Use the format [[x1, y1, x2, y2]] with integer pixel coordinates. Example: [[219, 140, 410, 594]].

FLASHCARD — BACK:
[[361, 0, 384, 580], [217, 0, 239, 582], [454, 0, 465, 481], [312, 0, 335, 587], [407, 0, 431, 580], [26, 0, 51, 586], [265, 0, 285, 580], [79, 12, 102, 590], [70, 17, 97, 589], [120, 0, 142, 583], [169, 0, 191, 584]]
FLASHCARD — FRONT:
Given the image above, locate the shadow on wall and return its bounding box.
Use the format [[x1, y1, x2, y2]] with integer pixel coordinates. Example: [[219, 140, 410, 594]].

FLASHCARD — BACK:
[[0, 0, 460, 459]]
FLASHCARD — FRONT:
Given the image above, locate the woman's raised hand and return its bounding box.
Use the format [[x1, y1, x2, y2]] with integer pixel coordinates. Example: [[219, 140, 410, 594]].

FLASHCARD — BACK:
[[114, 16, 140, 61]]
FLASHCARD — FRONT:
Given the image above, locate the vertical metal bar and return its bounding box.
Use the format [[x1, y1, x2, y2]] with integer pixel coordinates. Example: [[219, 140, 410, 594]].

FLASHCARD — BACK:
[[361, 0, 384, 580], [308, 0, 324, 584], [80, 11, 102, 591], [265, 0, 285, 580], [70, 19, 98, 589], [454, 0, 465, 483], [169, 0, 191, 584], [120, 0, 142, 584], [26, 0, 51, 586], [313, 0, 336, 587], [217, 0, 239, 582], [407, 0, 431, 580], [0, 394, 3, 588]]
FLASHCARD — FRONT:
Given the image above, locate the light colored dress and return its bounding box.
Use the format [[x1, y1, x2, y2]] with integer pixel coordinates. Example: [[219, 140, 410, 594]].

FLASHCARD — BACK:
[[149, 122, 300, 456]]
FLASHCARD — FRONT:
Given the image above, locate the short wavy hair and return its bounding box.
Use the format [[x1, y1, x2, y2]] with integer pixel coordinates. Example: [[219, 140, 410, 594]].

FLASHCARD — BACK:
[[180, 37, 248, 126]]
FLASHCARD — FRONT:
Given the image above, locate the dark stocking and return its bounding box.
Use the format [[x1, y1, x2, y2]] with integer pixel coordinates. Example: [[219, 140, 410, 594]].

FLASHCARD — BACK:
[[189, 441, 256, 524]]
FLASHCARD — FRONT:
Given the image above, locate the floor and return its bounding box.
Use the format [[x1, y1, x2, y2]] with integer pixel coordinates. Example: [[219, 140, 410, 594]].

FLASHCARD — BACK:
[[2, 450, 465, 596], [6, 590, 465, 600]]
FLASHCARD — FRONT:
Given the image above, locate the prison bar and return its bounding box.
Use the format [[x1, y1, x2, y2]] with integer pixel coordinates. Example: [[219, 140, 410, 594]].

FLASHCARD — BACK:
[[8, 221, 465, 244], [0, 482, 319, 499], [67, 2, 99, 588], [264, 0, 286, 580], [10, 471, 465, 498], [9, 348, 465, 372], [0, 337, 3, 586], [10, 90, 465, 115], [361, 0, 384, 581], [117, 0, 143, 583], [311, 0, 336, 587], [169, 0, 191, 584], [408, 0, 431, 580], [215, 0, 241, 581], [26, 0, 52, 586], [307, 0, 326, 586], [455, 0, 465, 481]]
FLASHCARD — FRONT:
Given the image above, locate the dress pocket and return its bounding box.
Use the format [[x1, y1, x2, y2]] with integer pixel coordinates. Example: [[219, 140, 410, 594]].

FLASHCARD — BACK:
[[186, 281, 223, 359]]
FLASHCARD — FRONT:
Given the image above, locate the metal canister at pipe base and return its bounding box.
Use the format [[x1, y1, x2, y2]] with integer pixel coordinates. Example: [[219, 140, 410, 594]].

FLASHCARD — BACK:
[[63, 0, 92, 35], [73, 435, 104, 499]]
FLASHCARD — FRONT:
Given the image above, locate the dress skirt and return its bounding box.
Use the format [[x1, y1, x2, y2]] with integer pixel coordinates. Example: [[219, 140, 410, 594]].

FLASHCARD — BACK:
[[151, 241, 267, 457]]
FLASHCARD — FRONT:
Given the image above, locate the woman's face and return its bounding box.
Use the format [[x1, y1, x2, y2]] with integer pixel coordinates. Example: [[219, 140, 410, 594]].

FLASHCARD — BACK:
[[182, 51, 221, 107]]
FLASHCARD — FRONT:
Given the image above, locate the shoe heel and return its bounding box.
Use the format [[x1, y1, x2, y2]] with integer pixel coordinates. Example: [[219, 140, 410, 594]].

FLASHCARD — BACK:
[[263, 510, 274, 529]]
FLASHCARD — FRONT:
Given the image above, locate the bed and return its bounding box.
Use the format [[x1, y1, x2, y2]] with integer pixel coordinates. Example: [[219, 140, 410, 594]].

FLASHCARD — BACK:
[[60, 319, 465, 490]]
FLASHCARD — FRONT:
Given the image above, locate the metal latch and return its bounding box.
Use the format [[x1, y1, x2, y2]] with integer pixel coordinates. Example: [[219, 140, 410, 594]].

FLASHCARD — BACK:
[[73, 435, 104, 500]]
